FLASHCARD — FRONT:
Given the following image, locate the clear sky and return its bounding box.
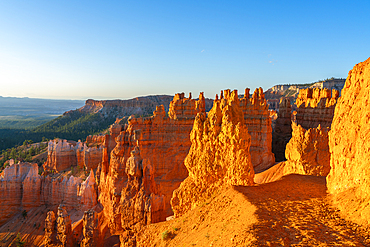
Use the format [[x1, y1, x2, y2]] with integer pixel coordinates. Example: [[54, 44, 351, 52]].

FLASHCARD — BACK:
[[0, 1, 369, 100]]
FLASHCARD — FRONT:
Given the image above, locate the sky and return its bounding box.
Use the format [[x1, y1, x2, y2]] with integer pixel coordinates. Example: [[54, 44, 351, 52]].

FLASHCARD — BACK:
[[0, 1, 369, 100]]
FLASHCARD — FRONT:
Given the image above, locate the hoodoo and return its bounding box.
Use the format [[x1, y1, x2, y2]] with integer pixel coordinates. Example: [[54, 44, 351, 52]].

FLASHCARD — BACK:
[[171, 89, 254, 217]]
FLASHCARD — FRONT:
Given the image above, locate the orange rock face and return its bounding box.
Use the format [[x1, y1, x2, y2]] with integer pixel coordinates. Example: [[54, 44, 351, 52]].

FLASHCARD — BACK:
[[171, 90, 254, 217], [98, 93, 205, 232], [255, 122, 330, 184], [81, 209, 99, 247], [44, 139, 77, 172], [0, 161, 98, 227], [44, 204, 74, 247], [272, 97, 292, 162], [295, 88, 339, 129], [0, 162, 34, 225], [240, 88, 275, 171], [284, 122, 330, 176], [327, 57, 370, 226]]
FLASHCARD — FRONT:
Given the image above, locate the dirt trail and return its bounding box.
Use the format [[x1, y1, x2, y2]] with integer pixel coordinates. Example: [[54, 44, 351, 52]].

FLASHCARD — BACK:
[[138, 174, 370, 246]]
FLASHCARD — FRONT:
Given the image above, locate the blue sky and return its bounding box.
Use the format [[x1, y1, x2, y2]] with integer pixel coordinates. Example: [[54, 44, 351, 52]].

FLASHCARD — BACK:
[[0, 1, 369, 100]]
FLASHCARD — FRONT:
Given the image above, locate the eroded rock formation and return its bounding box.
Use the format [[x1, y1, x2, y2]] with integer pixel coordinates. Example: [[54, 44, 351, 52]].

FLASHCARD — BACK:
[[272, 97, 292, 162], [284, 122, 330, 176], [327, 57, 370, 226], [0, 161, 98, 226], [171, 89, 254, 217], [295, 88, 339, 129], [240, 88, 275, 171], [81, 209, 99, 247], [99, 93, 206, 232], [44, 204, 74, 247], [255, 122, 330, 184]]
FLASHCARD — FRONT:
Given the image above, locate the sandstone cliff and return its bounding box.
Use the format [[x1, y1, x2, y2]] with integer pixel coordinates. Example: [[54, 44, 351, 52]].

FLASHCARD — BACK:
[[98, 93, 205, 232], [327, 57, 370, 226], [272, 97, 292, 162], [295, 88, 339, 129], [255, 122, 330, 184], [171, 89, 254, 217], [240, 88, 275, 171], [0, 161, 98, 226]]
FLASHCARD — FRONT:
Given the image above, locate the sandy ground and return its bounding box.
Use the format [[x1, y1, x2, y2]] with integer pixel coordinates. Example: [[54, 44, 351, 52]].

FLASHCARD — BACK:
[[137, 174, 370, 246]]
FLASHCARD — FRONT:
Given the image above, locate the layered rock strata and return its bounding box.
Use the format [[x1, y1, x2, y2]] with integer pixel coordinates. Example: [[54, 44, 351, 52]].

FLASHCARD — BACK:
[[295, 88, 339, 129], [327, 57, 370, 226], [98, 93, 205, 232], [272, 98, 292, 162], [239, 88, 275, 171], [0, 162, 98, 226], [171, 89, 254, 217]]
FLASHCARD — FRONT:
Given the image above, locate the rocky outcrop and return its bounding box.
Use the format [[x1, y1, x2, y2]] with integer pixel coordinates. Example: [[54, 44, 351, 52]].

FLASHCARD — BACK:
[[284, 122, 330, 176], [0, 162, 33, 225], [239, 88, 275, 171], [0, 161, 98, 226], [43, 140, 77, 172], [272, 98, 292, 162], [44, 205, 74, 247], [327, 57, 370, 226], [99, 93, 206, 232], [78, 170, 98, 212], [171, 89, 254, 217], [44, 211, 57, 246], [81, 209, 99, 247], [255, 122, 330, 184], [295, 88, 339, 129], [119, 147, 166, 245]]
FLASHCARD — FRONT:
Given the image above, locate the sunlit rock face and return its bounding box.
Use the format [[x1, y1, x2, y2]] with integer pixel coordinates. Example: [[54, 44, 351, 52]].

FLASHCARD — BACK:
[[239, 88, 275, 172], [171, 89, 254, 217], [284, 122, 330, 176], [43, 139, 77, 172], [327, 57, 370, 226], [272, 97, 292, 162], [295, 87, 339, 129], [44, 204, 74, 247], [0, 161, 33, 225], [0, 161, 98, 226], [98, 93, 205, 232], [255, 122, 330, 184]]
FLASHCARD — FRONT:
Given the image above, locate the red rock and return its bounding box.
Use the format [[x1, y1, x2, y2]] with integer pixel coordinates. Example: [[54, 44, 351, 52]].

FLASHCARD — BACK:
[[78, 170, 98, 212], [295, 88, 339, 129], [98, 93, 205, 232], [43, 139, 77, 172], [255, 122, 330, 184], [239, 88, 275, 171], [327, 57, 370, 226], [171, 89, 254, 217], [44, 211, 57, 246], [81, 209, 99, 247]]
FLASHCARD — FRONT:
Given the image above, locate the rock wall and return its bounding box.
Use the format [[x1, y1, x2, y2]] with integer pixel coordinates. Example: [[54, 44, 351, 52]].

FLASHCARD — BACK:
[[255, 122, 330, 184], [272, 98, 292, 162], [171, 89, 254, 217], [284, 122, 330, 176], [44, 139, 77, 172], [327, 57, 370, 226], [295, 88, 339, 129], [98, 93, 205, 233], [44, 138, 105, 173], [0, 162, 98, 226], [239, 88, 275, 171]]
